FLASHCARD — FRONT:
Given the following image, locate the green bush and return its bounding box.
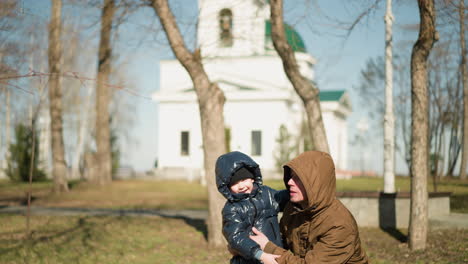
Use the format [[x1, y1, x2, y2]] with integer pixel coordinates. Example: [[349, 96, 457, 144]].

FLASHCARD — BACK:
[[5, 123, 46, 182]]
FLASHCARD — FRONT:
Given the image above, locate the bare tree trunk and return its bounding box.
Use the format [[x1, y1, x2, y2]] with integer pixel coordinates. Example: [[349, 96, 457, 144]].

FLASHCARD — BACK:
[[269, 0, 329, 153], [384, 0, 395, 193], [447, 122, 461, 176], [409, 0, 437, 251], [459, 0, 468, 180], [4, 88, 10, 170], [71, 85, 93, 180], [432, 124, 443, 192], [150, 0, 227, 247], [95, 0, 115, 185], [48, 0, 68, 193]]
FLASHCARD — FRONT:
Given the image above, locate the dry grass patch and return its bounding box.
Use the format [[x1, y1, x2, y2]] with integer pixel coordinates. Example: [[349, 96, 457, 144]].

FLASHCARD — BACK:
[[0, 179, 208, 210], [0, 214, 230, 264], [0, 214, 466, 264]]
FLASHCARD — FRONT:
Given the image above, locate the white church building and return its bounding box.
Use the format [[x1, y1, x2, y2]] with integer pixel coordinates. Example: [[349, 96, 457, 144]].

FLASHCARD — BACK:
[[152, 0, 352, 180]]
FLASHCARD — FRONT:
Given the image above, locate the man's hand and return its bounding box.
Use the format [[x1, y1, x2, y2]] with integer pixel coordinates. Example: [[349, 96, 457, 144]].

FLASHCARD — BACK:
[[249, 227, 270, 250], [260, 252, 280, 264]]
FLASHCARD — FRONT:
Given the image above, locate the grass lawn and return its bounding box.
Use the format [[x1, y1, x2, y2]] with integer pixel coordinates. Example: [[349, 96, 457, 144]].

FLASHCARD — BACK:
[[0, 214, 230, 264], [0, 214, 466, 264], [0, 177, 467, 263], [0, 179, 209, 210], [1, 176, 467, 213]]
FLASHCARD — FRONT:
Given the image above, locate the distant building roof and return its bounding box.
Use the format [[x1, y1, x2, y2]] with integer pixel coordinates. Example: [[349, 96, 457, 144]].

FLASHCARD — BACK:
[[319, 90, 345, 101], [265, 20, 306, 53]]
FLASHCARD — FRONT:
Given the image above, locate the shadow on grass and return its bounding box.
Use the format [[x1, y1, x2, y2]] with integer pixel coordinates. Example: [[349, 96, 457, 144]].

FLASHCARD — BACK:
[[154, 212, 208, 240], [451, 194, 468, 213], [0, 216, 115, 261], [379, 193, 408, 243], [380, 227, 407, 243], [0, 196, 37, 207]]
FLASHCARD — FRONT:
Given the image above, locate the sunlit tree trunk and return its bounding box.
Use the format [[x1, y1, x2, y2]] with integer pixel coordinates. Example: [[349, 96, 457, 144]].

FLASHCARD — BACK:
[[1, 87, 11, 171], [384, 0, 395, 193], [95, 0, 115, 184], [150, 0, 227, 247], [269, 0, 329, 153], [409, 0, 437, 251], [48, 0, 68, 192], [5, 88, 10, 170], [71, 85, 93, 180], [459, 0, 468, 180]]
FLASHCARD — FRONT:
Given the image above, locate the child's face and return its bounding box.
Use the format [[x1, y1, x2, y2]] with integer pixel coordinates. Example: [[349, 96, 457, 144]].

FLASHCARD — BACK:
[[229, 178, 254, 194]]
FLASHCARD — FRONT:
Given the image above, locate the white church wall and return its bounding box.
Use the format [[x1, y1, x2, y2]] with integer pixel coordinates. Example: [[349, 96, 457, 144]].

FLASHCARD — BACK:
[[340, 118, 349, 170], [157, 102, 204, 170], [160, 55, 314, 94], [157, 95, 295, 173], [156, 96, 350, 180], [225, 99, 292, 171], [205, 57, 288, 89]]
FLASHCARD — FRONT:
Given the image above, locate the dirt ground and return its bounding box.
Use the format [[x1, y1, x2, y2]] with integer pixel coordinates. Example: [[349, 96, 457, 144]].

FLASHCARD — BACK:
[[359, 227, 467, 263]]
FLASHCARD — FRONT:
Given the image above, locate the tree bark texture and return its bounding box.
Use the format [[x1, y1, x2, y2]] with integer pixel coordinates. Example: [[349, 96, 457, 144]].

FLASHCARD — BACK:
[[71, 84, 93, 180], [269, 0, 329, 153], [151, 0, 227, 247], [383, 0, 395, 193], [409, 0, 437, 251], [459, 0, 468, 180], [95, 0, 115, 185], [48, 0, 68, 193], [4, 89, 10, 170]]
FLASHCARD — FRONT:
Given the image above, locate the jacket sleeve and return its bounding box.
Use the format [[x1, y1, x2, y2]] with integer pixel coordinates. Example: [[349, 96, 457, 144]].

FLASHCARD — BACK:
[[222, 205, 262, 260], [264, 186, 290, 212], [264, 226, 357, 264]]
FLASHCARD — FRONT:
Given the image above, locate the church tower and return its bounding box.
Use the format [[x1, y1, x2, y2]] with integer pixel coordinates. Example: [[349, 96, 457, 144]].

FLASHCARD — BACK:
[[153, 0, 353, 181], [197, 0, 270, 57]]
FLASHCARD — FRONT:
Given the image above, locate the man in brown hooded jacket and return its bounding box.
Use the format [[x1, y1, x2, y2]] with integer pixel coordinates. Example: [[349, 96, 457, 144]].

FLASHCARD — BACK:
[[250, 151, 368, 264]]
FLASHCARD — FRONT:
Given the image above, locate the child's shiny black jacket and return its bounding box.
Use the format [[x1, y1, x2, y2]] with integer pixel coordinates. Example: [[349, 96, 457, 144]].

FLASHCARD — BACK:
[[215, 151, 289, 263]]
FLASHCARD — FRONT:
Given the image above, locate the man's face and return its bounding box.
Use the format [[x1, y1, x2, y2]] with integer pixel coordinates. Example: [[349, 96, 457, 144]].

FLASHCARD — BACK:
[[229, 178, 254, 194], [287, 170, 307, 203]]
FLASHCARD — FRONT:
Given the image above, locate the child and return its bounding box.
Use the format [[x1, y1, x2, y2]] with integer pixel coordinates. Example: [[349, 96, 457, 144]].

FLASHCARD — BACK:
[[215, 151, 289, 264]]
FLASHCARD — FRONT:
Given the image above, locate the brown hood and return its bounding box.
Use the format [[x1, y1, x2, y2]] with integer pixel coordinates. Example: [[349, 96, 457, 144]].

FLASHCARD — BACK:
[[284, 151, 336, 212]]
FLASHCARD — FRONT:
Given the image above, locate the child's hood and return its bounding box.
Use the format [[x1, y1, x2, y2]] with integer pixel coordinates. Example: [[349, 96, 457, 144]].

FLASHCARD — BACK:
[[215, 151, 263, 201]]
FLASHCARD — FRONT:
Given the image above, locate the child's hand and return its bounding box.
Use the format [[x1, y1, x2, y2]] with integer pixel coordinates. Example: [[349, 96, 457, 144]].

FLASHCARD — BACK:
[[249, 227, 270, 250], [260, 252, 280, 264]]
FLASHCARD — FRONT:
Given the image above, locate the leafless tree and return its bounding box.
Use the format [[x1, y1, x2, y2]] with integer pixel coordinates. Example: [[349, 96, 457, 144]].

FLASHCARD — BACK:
[[269, 0, 329, 153], [0, 1, 21, 171], [427, 38, 460, 188], [458, 0, 468, 179], [354, 54, 413, 174], [94, 0, 116, 185], [48, 0, 69, 192], [149, 0, 227, 247], [383, 0, 395, 193], [409, 0, 438, 251]]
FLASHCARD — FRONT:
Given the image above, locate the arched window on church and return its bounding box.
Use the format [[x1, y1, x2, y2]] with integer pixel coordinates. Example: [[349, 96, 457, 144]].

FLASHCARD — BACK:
[[219, 8, 233, 47]]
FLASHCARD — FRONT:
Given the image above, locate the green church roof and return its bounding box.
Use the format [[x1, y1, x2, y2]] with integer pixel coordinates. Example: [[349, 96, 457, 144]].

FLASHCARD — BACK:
[[319, 90, 345, 101], [265, 20, 306, 53]]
